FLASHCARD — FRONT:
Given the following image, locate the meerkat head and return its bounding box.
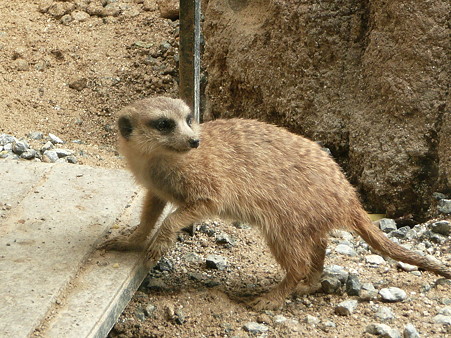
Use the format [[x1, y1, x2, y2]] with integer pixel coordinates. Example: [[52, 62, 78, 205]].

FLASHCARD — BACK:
[[117, 97, 200, 156]]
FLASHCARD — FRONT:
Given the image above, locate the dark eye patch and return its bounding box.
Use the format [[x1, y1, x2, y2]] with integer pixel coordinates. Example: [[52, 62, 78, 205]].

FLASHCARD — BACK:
[[186, 114, 193, 127], [147, 118, 176, 134], [118, 116, 133, 140]]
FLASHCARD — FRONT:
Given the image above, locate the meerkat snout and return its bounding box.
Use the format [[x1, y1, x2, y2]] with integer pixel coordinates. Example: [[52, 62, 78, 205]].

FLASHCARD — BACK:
[[189, 138, 200, 148]]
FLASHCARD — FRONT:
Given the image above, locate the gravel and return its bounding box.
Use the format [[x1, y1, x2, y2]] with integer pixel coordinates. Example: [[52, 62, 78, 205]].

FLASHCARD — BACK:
[[0, 133, 78, 164]]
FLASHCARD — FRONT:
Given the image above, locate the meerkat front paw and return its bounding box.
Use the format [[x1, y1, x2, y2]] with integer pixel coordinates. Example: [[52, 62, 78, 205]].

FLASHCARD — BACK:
[[144, 242, 170, 268], [98, 236, 145, 252]]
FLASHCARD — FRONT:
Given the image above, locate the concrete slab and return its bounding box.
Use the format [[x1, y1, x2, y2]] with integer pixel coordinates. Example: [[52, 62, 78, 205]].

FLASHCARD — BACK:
[[0, 160, 150, 337]]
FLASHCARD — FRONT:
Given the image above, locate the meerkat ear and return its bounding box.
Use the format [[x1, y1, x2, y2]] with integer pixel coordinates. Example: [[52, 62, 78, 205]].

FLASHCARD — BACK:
[[118, 116, 133, 140]]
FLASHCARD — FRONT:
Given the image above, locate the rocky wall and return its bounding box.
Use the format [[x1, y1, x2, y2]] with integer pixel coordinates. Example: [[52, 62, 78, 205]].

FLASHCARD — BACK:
[[202, 0, 450, 220]]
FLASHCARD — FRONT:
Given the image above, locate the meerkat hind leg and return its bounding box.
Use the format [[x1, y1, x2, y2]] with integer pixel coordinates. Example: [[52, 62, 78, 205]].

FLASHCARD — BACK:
[[99, 193, 166, 252], [249, 270, 303, 311], [295, 240, 327, 296]]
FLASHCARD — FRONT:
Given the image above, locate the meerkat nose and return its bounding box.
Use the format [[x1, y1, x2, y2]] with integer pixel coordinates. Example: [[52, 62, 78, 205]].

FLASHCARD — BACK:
[[189, 138, 200, 148]]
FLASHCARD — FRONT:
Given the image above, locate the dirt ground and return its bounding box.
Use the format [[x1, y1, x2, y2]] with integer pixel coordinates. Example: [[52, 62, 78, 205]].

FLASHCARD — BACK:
[[1, 1, 450, 337]]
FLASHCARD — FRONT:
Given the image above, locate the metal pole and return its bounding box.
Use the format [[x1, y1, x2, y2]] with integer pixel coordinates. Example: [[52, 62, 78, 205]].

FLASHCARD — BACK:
[[179, 0, 201, 123]]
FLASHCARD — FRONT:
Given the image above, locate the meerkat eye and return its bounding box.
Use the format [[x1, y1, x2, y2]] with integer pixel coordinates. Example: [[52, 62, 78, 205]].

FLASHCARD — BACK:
[[186, 115, 193, 127], [148, 118, 175, 134]]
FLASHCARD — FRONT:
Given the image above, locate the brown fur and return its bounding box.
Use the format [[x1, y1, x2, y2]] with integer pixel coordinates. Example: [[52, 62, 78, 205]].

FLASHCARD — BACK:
[[100, 96, 451, 310]]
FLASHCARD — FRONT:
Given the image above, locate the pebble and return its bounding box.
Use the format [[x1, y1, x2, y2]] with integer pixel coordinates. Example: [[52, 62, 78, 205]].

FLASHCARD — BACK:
[[215, 232, 235, 246], [335, 243, 357, 256], [49, 133, 64, 144], [346, 273, 361, 296], [335, 299, 358, 316], [54, 148, 74, 158], [153, 257, 173, 272], [379, 287, 407, 302], [374, 305, 395, 321], [304, 314, 320, 325], [205, 254, 227, 270], [273, 314, 287, 324], [321, 276, 342, 294], [438, 199, 451, 214], [256, 313, 272, 324], [433, 315, 451, 325], [379, 218, 397, 233], [365, 323, 401, 338], [430, 220, 450, 236], [323, 265, 349, 284], [21, 149, 37, 160], [438, 306, 451, 315], [12, 140, 28, 155], [43, 150, 59, 163], [396, 261, 418, 272], [144, 303, 156, 317], [403, 323, 420, 338], [359, 283, 378, 301], [366, 254, 386, 265], [243, 322, 269, 334], [28, 131, 43, 140]]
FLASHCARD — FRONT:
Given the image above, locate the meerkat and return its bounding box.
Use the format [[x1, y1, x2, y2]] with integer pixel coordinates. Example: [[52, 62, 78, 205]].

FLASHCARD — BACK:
[[100, 96, 451, 310]]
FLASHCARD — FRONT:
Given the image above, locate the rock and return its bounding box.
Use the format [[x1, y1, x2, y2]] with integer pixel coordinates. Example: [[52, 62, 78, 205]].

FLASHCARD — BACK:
[[66, 155, 78, 164], [256, 313, 272, 324], [153, 257, 173, 272], [144, 303, 156, 317], [14, 58, 29, 71], [304, 314, 320, 325], [68, 78, 88, 91], [20, 149, 37, 160], [174, 307, 185, 325], [0, 134, 16, 145], [48, 133, 64, 144], [243, 322, 269, 334], [47, 2, 76, 18], [389, 226, 411, 239], [346, 273, 361, 296], [375, 306, 395, 321], [323, 265, 349, 284], [273, 315, 287, 324], [359, 283, 378, 301], [321, 276, 342, 294], [182, 252, 201, 263], [205, 254, 227, 270], [335, 299, 358, 316], [365, 323, 401, 338], [12, 140, 28, 155], [54, 148, 74, 158], [157, 0, 179, 20], [438, 199, 451, 214], [335, 243, 357, 256], [146, 278, 168, 291], [433, 315, 451, 325], [43, 150, 59, 163], [379, 287, 407, 303], [403, 323, 420, 338], [430, 220, 450, 236], [366, 254, 386, 265], [215, 232, 234, 246], [379, 218, 398, 233], [41, 141, 54, 152], [396, 262, 418, 272], [438, 306, 451, 315], [72, 10, 90, 22], [28, 131, 43, 140]]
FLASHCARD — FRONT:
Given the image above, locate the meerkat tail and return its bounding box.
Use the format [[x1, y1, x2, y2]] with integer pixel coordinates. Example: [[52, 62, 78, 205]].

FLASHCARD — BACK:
[[351, 211, 451, 279]]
